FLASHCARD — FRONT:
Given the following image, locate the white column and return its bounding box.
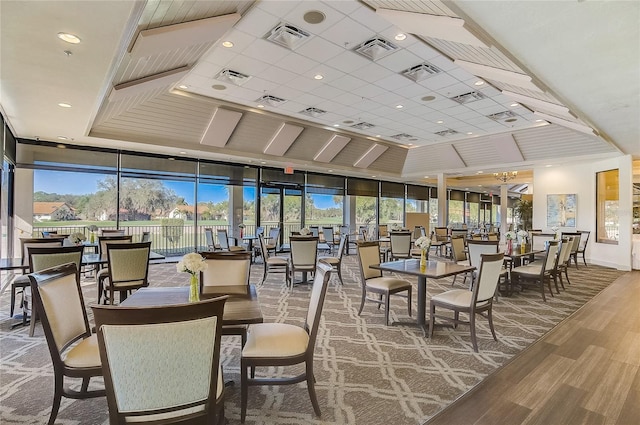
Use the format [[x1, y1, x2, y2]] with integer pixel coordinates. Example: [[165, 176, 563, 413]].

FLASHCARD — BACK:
[[437, 173, 447, 227], [500, 184, 509, 242]]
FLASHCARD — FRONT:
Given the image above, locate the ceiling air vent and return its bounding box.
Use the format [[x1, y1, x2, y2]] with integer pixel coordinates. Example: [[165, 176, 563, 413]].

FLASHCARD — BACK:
[[214, 69, 250, 86], [451, 91, 486, 104], [299, 107, 326, 118], [354, 37, 397, 61], [435, 129, 459, 137], [391, 133, 414, 142], [402, 62, 441, 82], [256, 95, 287, 107], [350, 122, 375, 130], [265, 22, 310, 50], [487, 110, 517, 120]]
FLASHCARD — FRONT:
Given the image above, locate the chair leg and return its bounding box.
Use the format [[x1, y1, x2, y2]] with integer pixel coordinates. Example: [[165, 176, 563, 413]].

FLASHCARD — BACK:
[[337, 264, 343, 285], [546, 276, 555, 297], [261, 264, 267, 286], [29, 308, 38, 337], [240, 361, 248, 423], [553, 274, 561, 293], [564, 268, 571, 285], [384, 294, 390, 326], [582, 254, 587, 267], [572, 253, 579, 269], [428, 302, 435, 338], [539, 278, 547, 302], [407, 288, 412, 317], [306, 362, 321, 417], [487, 307, 498, 342], [10, 285, 16, 317], [48, 373, 63, 425], [357, 287, 366, 316], [470, 312, 478, 353], [454, 311, 459, 328]]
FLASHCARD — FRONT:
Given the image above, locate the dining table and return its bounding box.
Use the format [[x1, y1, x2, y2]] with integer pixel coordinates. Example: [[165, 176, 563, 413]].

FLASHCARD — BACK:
[[119, 285, 263, 327], [370, 259, 475, 335]]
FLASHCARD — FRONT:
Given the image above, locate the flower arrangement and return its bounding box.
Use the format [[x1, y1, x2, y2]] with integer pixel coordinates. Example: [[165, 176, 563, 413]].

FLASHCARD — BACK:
[[415, 236, 431, 251], [176, 252, 208, 276], [238, 223, 245, 229], [177, 252, 208, 302], [69, 232, 86, 244], [517, 229, 529, 239], [505, 231, 517, 240], [299, 227, 310, 235]]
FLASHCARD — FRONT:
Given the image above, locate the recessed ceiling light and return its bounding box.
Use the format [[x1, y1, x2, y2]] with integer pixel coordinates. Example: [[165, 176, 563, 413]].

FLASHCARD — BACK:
[[477, 171, 484, 174], [303, 10, 326, 24], [467, 132, 473, 135], [333, 124, 340, 127], [424, 176, 429, 179], [436, 120, 444, 124], [260, 161, 267, 164], [465, 188, 469, 190], [168, 157, 175, 161], [510, 103, 519, 107], [546, 164, 553, 167], [257, 104, 265, 108], [57, 136, 69, 140], [421, 95, 436, 102], [407, 143, 413, 146], [57, 32, 81, 44], [535, 119, 544, 122], [395, 104, 403, 109], [211, 84, 227, 90], [178, 85, 188, 89], [56, 144, 66, 149], [221, 41, 234, 48], [313, 74, 324, 80], [394, 33, 407, 41], [478, 185, 483, 187], [58, 102, 72, 108], [375, 134, 381, 138], [474, 80, 485, 86], [371, 175, 377, 178], [328, 169, 333, 172], [179, 151, 187, 155]]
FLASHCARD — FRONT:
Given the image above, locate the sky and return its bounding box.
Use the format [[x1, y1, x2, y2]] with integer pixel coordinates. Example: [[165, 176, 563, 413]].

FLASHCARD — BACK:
[[34, 170, 339, 209]]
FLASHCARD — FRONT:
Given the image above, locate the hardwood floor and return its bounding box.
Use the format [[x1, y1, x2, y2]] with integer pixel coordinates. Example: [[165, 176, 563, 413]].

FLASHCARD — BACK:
[[424, 270, 640, 425]]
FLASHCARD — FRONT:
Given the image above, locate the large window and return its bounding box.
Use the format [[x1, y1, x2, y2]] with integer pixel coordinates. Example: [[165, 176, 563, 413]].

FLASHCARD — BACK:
[[596, 169, 619, 243], [305, 173, 344, 228], [448, 190, 465, 227], [379, 181, 404, 227]]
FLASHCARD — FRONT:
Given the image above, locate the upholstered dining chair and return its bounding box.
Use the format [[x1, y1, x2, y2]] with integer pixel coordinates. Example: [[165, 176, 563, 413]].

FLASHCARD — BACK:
[[217, 229, 245, 252], [552, 237, 573, 291], [258, 233, 290, 286], [511, 240, 560, 302], [28, 263, 105, 425], [100, 241, 151, 305], [388, 231, 412, 261], [100, 229, 125, 236], [24, 245, 84, 337], [318, 234, 347, 285], [204, 227, 217, 251], [265, 227, 281, 255], [240, 261, 332, 423], [10, 237, 64, 319], [96, 235, 133, 303], [356, 241, 412, 326], [561, 231, 582, 268], [92, 296, 227, 425], [428, 252, 505, 352], [289, 235, 319, 287], [200, 251, 252, 346], [321, 226, 336, 254], [577, 230, 590, 267], [449, 236, 470, 286]]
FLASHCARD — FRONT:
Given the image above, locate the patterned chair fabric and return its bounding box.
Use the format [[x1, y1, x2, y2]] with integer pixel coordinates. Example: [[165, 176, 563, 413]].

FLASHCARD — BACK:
[[200, 251, 251, 296], [101, 242, 151, 305], [92, 297, 227, 425]]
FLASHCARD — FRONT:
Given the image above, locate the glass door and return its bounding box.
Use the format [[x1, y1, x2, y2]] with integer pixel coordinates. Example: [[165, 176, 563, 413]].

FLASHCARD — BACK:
[[260, 184, 303, 249]]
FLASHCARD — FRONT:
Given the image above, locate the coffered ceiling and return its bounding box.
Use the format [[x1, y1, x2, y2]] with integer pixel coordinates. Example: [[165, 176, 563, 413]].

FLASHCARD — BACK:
[[1, 0, 638, 191]]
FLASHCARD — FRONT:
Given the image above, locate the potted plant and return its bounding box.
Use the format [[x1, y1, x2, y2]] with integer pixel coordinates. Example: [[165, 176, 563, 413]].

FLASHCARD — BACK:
[[513, 199, 533, 231]]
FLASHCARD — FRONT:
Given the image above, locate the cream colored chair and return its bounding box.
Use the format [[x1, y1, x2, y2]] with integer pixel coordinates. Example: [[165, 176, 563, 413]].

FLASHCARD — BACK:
[[28, 263, 105, 425], [356, 241, 412, 326], [240, 262, 332, 423], [511, 240, 560, 302], [10, 237, 64, 319], [554, 236, 574, 288], [24, 245, 84, 336], [388, 231, 412, 260], [318, 234, 347, 285], [258, 233, 290, 286], [449, 236, 470, 286], [429, 253, 505, 352], [92, 296, 227, 425], [101, 242, 151, 305], [289, 236, 319, 286], [217, 229, 245, 252], [96, 235, 133, 303]]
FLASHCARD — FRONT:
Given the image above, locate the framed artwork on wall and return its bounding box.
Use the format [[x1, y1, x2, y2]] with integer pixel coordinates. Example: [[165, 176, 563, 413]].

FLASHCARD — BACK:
[[547, 194, 577, 227]]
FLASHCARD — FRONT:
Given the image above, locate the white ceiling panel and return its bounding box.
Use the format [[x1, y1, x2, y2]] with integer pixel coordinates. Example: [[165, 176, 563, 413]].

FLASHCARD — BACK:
[[295, 36, 345, 63]]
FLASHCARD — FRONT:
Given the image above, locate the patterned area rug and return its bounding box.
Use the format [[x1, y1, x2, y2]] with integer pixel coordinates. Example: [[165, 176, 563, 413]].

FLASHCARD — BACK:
[[0, 254, 623, 425]]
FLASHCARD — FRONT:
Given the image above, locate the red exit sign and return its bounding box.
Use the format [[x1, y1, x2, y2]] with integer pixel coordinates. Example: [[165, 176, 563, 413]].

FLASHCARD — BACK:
[[284, 166, 294, 174]]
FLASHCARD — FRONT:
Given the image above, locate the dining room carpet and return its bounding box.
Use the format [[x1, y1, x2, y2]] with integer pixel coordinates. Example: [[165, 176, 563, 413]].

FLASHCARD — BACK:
[[0, 255, 624, 425]]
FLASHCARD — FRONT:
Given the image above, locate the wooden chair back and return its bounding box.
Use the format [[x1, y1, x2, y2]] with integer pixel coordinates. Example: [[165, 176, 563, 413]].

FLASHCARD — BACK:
[[200, 251, 251, 297]]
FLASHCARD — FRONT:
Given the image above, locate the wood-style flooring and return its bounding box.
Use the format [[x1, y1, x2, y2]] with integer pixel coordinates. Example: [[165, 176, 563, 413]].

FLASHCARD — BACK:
[[425, 270, 640, 425]]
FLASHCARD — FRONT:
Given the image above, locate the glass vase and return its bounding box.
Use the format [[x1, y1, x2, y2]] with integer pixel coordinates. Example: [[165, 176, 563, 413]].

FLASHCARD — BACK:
[[420, 249, 427, 270], [189, 274, 200, 303], [520, 242, 527, 255], [506, 239, 513, 255]]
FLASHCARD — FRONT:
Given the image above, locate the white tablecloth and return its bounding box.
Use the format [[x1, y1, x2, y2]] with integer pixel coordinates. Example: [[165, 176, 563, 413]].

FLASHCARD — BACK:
[[633, 234, 640, 270]]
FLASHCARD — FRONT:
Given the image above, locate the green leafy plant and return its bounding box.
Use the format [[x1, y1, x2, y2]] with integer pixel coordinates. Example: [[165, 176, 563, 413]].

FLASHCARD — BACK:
[[513, 199, 533, 231]]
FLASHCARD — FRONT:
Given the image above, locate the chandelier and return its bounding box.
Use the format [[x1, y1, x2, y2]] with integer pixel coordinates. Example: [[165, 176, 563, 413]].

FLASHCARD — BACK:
[[493, 171, 518, 182]]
